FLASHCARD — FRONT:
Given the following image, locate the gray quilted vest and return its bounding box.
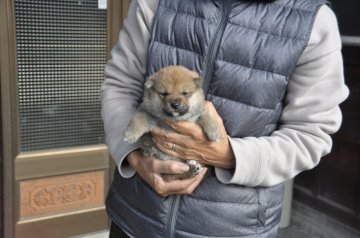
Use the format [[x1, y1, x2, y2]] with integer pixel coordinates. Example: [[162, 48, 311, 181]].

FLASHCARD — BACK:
[[107, 0, 327, 237]]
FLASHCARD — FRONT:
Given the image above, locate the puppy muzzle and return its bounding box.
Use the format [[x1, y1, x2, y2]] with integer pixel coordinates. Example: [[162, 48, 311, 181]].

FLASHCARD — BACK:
[[164, 99, 189, 117]]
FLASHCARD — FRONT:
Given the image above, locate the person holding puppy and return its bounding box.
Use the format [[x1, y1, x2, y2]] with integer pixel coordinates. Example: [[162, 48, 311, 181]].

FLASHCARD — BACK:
[[101, 0, 349, 237]]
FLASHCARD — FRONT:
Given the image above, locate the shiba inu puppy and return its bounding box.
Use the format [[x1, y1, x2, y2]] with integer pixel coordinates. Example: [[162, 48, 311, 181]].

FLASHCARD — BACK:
[[124, 65, 221, 180]]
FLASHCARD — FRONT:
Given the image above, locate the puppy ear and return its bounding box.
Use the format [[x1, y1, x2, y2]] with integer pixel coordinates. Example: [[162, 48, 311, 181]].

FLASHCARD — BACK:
[[144, 74, 156, 89], [193, 77, 204, 89]]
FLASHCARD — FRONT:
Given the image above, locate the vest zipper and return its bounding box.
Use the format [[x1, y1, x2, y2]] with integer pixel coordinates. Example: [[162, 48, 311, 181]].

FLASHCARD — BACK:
[[165, 2, 230, 237], [203, 0, 232, 96], [166, 195, 181, 238]]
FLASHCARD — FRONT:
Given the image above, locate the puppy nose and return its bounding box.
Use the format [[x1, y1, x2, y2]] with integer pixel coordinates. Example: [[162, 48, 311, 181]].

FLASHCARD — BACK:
[[170, 101, 181, 109]]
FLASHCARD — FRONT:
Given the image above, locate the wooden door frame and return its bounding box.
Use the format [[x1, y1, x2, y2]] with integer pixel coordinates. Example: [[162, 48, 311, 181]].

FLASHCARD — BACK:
[[0, 65, 4, 238], [0, 0, 18, 236]]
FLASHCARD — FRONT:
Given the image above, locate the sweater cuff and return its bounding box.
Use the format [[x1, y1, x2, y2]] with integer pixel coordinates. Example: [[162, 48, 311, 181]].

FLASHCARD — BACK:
[[215, 137, 268, 186], [118, 156, 136, 178], [116, 143, 140, 178]]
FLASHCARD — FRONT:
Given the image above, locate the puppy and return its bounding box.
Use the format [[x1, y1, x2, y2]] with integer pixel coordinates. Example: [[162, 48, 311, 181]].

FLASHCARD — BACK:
[[124, 65, 221, 181]]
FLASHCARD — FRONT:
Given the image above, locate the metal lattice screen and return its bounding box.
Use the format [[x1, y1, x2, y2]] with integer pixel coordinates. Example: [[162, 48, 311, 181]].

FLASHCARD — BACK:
[[15, 0, 107, 152]]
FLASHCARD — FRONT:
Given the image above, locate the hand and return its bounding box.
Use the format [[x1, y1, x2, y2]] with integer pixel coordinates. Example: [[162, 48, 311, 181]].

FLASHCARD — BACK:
[[127, 150, 208, 196], [151, 101, 235, 169]]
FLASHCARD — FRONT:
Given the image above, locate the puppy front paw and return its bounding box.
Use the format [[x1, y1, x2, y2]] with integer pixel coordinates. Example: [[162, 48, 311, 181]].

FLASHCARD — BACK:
[[205, 129, 222, 142], [123, 130, 141, 144], [198, 113, 222, 142]]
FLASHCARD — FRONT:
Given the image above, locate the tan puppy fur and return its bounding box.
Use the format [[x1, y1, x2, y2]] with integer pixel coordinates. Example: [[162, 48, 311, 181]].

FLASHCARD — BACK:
[[124, 65, 221, 180]]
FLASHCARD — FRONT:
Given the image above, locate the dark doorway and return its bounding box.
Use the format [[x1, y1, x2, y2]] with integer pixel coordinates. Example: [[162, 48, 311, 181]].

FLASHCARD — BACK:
[[294, 0, 360, 232]]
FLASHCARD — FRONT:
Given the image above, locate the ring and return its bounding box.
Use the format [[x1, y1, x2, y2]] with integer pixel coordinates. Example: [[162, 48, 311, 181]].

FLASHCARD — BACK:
[[172, 143, 176, 151]]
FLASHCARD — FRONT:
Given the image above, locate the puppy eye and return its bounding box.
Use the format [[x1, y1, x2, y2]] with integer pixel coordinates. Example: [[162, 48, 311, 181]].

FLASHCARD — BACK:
[[159, 92, 169, 97], [182, 92, 191, 96]]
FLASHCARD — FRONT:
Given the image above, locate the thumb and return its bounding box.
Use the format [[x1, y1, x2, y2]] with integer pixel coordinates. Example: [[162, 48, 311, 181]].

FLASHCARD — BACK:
[[151, 158, 190, 174]]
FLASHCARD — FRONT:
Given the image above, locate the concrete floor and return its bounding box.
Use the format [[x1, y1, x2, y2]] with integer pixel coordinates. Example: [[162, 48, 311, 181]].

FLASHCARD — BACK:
[[76, 201, 360, 238], [279, 201, 360, 238], [73, 230, 109, 238]]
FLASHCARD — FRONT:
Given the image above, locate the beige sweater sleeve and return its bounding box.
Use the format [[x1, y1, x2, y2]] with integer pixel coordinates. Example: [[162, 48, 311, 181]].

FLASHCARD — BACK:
[[215, 5, 349, 186], [101, 0, 157, 177]]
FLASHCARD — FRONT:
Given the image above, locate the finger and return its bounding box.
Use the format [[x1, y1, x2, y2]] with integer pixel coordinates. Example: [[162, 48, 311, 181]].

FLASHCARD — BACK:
[[151, 128, 195, 148], [179, 168, 208, 194], [152, 137, 200, 163], [151, 127, 166, 137], [150, 157, 189, 174], [164, 120, 207, 141], [151, 128, 185, 142], [163, 168, 208, 196], [152, 137, 183, 157], [151, 132, 174, 148]]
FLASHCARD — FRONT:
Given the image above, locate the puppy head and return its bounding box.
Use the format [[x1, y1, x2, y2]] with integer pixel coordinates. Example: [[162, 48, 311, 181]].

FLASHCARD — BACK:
[[143, 65, 205, 120]]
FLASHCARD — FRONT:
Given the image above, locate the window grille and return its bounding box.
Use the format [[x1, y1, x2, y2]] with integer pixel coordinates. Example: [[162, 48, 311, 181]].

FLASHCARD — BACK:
[[15, 0, 107, 151]]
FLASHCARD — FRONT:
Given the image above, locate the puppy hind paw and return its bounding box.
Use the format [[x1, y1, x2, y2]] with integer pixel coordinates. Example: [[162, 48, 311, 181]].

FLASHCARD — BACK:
[[186, 160, 202, 176]]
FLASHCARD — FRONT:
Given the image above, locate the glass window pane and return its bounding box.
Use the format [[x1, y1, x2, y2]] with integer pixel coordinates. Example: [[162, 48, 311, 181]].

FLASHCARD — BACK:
[[15, 0, 106, 152]]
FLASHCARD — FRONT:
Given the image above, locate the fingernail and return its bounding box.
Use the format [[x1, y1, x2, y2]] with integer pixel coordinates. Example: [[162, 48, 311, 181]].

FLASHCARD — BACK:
[[164, 119, 176, 128], [179, 164, 189, 173]]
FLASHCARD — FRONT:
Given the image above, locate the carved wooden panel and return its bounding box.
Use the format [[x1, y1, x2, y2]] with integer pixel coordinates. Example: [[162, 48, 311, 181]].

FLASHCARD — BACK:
[[20, 171, 104, 218]]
